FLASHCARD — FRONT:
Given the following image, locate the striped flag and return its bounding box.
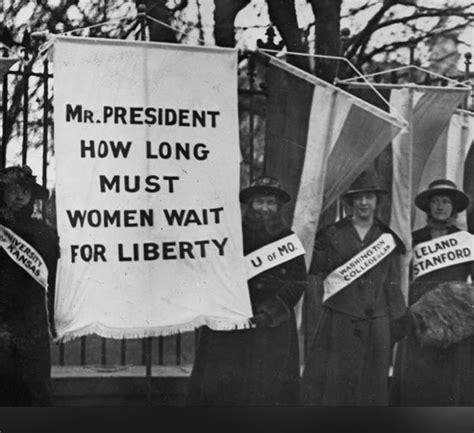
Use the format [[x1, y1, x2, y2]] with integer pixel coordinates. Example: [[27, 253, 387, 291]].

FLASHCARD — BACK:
[[348, 84, 469, 299], [390, 88, 469, 244], [412, 110, 473, 231], [465, 114, 474, 233], [261, 53, 406, 269]]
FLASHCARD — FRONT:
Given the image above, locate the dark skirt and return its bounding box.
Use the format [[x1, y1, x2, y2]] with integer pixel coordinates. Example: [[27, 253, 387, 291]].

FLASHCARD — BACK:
[[187, 321, 300, 406], [301, 308, 392, 406], [0, 330, 51, 406], [391, 333, 474, 406]]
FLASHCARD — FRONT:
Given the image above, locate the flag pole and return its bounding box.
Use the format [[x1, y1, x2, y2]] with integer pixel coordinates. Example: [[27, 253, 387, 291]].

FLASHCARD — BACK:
[[136, 2, 153, 407], [395, 85, 415, 404], [464, 53, 472, 110]]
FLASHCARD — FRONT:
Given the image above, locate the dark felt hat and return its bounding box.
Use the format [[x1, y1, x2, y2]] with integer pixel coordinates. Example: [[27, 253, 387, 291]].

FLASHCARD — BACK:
[[343, 169, 387, 197], [0, 165, 49, 201], [239, 176, 291, 203], [415, 179, 470, 213]]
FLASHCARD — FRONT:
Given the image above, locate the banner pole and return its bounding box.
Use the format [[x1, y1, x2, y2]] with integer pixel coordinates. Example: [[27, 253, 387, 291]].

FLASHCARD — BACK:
[[396, 85, 415, 403], [138, 3, 147, 41], [138, 2, 150, 406], [464, 53, 471, 109]]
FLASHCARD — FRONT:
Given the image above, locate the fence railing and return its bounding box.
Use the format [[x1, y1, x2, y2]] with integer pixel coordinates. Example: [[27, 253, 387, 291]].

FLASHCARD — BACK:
[[2, 46, 473, 371], [1, 50, 266, 369]]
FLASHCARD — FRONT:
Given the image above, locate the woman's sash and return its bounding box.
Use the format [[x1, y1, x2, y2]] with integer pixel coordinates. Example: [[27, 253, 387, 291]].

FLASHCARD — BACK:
[[323, 233, 396, 302], [412, 231, 473, 279], [0, 223, 49, 290], [245, 233, 305, 279]]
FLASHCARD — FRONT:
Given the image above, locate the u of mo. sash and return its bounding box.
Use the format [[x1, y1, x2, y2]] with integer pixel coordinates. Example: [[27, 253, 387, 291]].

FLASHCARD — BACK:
[[0, 224, 49, 290], [412, 231, 474, 279], [323, 233, 396, 302], [246, 233, 305, 279]]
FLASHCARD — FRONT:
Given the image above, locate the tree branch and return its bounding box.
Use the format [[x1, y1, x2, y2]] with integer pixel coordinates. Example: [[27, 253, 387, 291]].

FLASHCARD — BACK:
[[341, 0, 379, 19], [355, 22, 471, 67], [267, 0, 310, 71], [344, 2, 396, 61], [370, 7, 473, 33], [169, 0, 189, 14]]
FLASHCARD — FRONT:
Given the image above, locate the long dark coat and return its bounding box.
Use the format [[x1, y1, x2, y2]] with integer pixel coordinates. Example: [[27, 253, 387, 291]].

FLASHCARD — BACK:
[[0, 214, 59, 406], [187, 221, 307, 406], [301, 217, 406, 406], [391, 225, 474, 406]]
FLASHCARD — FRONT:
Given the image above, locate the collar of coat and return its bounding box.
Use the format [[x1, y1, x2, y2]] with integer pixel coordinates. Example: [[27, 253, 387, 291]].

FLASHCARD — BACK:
[[321, 216, 406, 254], [412, 224, 461, 245]]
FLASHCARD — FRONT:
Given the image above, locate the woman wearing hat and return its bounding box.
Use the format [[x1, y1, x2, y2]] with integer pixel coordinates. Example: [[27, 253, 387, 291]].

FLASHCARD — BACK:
[[187, 176, 307, 405], [393, 179, 474, 405], [301, 170, 407, 405], [0, 165, 59, 405]]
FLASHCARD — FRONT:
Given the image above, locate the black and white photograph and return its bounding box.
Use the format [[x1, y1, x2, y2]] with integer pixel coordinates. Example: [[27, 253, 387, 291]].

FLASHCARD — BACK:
[[0, 0, 473, 431]]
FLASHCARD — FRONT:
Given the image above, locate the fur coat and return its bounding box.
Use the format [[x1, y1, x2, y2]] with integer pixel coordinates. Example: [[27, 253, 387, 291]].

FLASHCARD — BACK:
[[411, 281, 474, 349], [390, 225, 474, 406]]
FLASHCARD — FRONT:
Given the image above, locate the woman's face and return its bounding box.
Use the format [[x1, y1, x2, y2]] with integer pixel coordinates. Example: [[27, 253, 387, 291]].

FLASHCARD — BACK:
[[351, 192, 377, 221], [251, 194, 279, 220], [429, 194, 453, 222], [2, 183, 32, 211]]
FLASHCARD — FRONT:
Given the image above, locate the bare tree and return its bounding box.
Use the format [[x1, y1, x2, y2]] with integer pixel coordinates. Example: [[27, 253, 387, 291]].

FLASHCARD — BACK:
[[2, 0, 472, 158], [211, 0, 473, 81]]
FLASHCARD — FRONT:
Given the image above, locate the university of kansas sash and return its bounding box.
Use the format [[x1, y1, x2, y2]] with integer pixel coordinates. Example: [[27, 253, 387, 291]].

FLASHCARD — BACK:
[[246, 233, 305, 279], [412, 231, 473, 279], [0, 223, 49, 290], [323, 233, 396, 302]]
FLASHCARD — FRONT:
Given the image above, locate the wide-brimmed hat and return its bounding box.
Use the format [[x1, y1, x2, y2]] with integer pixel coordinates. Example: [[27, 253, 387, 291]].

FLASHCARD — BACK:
[[343, 170, 387, 197], [239, 176, 291, 203], [415, 179, 470, 213], [0, 165, 49, 201]]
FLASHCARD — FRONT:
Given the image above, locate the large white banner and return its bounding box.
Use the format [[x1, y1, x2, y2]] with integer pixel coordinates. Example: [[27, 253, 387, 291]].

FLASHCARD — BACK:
[[53, 37, 252, 341]]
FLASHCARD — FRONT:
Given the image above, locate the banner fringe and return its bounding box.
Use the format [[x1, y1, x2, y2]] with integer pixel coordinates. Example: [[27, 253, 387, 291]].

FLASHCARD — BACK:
[[55, 316, 253, 343]]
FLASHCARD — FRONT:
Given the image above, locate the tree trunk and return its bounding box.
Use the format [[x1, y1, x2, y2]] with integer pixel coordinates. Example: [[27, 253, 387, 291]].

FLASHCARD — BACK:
[[266, 0, 309, 71], [309, 0, 342, 82], [144, 0, 178, 43], [213, 0, 249, 47]]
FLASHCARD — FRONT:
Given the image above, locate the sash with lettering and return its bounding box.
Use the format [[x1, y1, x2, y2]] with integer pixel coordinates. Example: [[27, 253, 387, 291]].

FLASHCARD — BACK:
[[246, 233, 305, 279], [0, 224, 49, 290], [323, 233, 397, 302], [412, 231, 474, 279]]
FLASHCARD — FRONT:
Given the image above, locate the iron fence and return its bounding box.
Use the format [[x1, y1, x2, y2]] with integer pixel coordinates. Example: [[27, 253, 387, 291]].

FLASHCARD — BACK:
[[1, 43, 472, 373], [0, 49, 269, 370]]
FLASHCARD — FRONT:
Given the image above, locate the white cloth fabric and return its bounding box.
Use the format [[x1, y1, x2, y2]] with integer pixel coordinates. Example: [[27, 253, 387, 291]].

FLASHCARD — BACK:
[[53, 37, 252, 341], [389, 87, 469, 299]]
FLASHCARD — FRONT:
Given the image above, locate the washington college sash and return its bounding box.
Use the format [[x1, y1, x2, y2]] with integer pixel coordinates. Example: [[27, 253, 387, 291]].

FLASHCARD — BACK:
[[246, 233, 305, 279], [0, 223, 49, 290], [412, 231, 473, 279], [323, 233, 396, 302]]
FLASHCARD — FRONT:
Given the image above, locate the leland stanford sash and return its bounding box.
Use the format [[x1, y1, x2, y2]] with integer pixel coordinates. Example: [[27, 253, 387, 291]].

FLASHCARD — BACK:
[[323, 233, 396, 302], [412, 231, 474, 279], [0, 224, 49, 290], [246, 233, 305, 279]]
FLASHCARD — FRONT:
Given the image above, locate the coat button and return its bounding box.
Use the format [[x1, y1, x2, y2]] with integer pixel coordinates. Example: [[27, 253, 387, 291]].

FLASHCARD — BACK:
[[365, 307, 374, 317], [256, 283, 263, 289], [280, 268, 287, 275]]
